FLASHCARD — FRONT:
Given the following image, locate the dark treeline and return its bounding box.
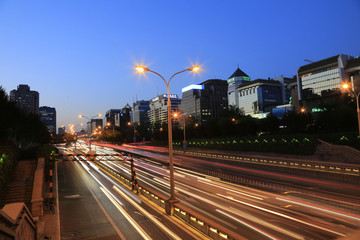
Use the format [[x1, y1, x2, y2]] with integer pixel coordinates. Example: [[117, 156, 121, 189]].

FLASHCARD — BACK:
[[0, 86, 51, 147]]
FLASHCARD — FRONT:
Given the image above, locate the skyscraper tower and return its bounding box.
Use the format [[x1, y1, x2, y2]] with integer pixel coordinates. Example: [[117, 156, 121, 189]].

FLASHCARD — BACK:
[[10, 84, 39, 115]]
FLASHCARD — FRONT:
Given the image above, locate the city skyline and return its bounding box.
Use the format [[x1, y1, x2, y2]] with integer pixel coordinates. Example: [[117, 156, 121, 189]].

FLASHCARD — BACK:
[[0, 0, 359, 129]]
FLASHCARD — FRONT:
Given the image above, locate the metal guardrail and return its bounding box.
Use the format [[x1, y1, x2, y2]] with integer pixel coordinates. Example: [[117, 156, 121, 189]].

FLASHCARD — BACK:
[[94, 159, 242, 240], [156, 148, 360, 177]]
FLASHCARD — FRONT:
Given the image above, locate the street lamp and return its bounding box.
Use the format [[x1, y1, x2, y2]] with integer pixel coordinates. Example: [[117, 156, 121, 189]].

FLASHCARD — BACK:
[[135, 64, 200, 215], [78, 113, 102, 152], [106, 122, 115, 134], [173, 112, 191, 151], [127, 122, 140, 143], [343, 83, 360, 137]]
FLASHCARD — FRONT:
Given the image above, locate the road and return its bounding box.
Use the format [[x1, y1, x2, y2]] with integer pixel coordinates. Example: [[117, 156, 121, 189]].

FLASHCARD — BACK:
[[58, 142, 360, 240], [57, 145, 203, 240]]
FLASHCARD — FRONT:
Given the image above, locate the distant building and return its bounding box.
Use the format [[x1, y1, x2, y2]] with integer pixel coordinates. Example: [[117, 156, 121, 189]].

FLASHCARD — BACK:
[[344, 57, 360, 91], [237, 79, 282, 117], [272, 76, 294, 104], [39, 106, 56, 135], [297, 54, 353, 113], [105, 109, 121, 126], [132, 100, 150, 124], [227, 67, 250, 108], [181, 79, 228, 122], [148, 94, 181, 125], [10, 84, 39, 115], [58, 126, 65, 135], [114, 104, 132, 127], [90, 119, 103, 134]]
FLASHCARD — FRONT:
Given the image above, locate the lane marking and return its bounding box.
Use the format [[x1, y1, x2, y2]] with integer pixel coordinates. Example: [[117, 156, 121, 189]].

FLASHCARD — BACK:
[[101, 187, 151, 240], [113, 186, 182, 240]]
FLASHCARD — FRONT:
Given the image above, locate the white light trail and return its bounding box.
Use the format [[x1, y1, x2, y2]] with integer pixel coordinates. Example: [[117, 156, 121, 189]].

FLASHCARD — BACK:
[[218, 194, 347, 237], [276, 197, 360, 221], [101, 187, 151, 240], [197, 179, 263, 200], [216, 209, 280, 240], [113, 186, 182, 240]]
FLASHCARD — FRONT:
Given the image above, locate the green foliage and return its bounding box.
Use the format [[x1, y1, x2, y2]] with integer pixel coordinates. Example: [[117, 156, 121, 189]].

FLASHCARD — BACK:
[[0, 86, 50, 146], [0, 145, 19, 198], [320, 132, 360, 150]]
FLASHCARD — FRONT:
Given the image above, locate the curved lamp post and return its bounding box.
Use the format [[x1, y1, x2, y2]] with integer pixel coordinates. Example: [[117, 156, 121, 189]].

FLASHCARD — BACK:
[[78, 113, 102, 151], [343, 83, 360, 137], [135, 65, 200, 215], [173, 112, 192, 151]]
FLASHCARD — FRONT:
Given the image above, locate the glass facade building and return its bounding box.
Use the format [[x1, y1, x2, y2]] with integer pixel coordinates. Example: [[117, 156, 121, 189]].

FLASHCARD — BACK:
[[181, 79, 228, 122], [39, 106, 56, 134], [132, 100, 150, 125], [297, 54, 352, 101], [297, 54, 354, 114], [237, 79, 282, 116]]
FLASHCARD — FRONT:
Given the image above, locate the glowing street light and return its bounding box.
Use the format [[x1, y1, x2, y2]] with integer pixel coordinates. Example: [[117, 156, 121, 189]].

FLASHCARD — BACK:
[[173, 112, 192, 152], [135, 64, 200, 215], [78, 113, 102, 151], [342, 83, 360, 137]]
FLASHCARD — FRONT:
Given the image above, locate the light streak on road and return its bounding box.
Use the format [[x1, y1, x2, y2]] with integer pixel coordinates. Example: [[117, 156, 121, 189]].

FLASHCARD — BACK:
[[216, 209, 280, 240], [95, 165, 142, 205], [276, 197, 360, 221], [153, 177, 294, 239], [225, 206, 305, 240], [197, 178, 264, 200], [78, 160, 125, 207], [103, 161, 131, 175], [217, 194, 348, 237], [100, 187, 152, 240], [113, 186, 183, 240]]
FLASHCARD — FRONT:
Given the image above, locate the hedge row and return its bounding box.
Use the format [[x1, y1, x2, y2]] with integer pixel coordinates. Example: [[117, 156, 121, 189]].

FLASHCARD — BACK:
[[319, 132, 360, 150], [0, 146, 19, 198], [173, 135, 317, 155]]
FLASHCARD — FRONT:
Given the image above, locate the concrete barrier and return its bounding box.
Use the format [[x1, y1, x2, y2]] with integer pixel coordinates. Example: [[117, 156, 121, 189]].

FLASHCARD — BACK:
[[0, 203, 37, 240], [31, 158, 44, 219]]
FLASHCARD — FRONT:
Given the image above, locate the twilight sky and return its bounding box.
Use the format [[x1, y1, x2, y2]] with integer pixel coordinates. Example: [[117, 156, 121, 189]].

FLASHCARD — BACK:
[[0, 0, 359, 130]]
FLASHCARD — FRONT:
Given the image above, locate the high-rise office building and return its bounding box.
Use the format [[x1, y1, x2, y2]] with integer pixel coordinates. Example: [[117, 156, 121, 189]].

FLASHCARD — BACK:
[[10, 84, 39, 115], [90, 119, 103, 134], [39, 106, 56, 135], [132, 100, 150, 124], [115, 104, 132, 127], [148, 94, 181, 125], [297, 54, 353, 112], [181, 79, 228, 122], [105, 109, 121, 126], [58, 126, 65, 135]]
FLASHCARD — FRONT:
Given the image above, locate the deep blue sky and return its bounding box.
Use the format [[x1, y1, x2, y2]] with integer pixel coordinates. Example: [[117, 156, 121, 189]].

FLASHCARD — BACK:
[[0, 0, 359, 130]]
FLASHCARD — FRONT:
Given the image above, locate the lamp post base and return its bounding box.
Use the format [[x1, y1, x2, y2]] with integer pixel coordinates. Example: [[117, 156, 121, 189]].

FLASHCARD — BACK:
[[165, 198, 180, 215]]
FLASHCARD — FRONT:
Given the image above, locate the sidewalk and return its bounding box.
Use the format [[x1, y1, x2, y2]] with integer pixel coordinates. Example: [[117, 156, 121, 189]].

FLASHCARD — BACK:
[[37, 162, 60, 240]]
